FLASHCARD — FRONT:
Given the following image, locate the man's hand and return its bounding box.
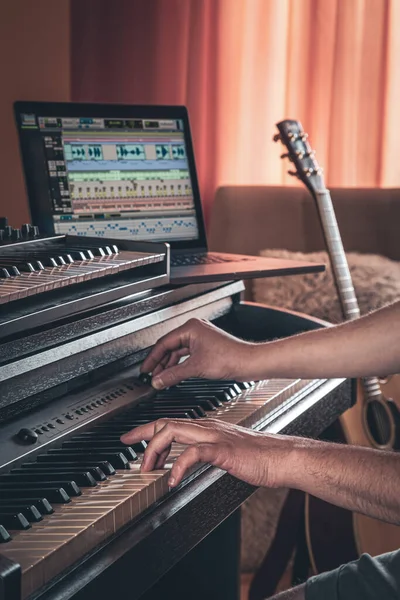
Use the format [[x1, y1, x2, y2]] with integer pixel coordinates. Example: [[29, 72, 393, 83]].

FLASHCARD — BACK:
[[141, 318, 255, 389], [121, 417, 400, 525], [121, 418, 294, 488]]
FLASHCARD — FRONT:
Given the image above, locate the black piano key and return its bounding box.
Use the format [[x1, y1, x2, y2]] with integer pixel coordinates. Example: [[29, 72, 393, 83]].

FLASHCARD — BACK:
[[156, 390, 224, 406], [114, 408, 195, 419], [42, 451, 130, 470], [2, 250, 61, 267], [0, 525, 11, 543], [153, 396, 218, 411], [0, 513, 30, 530], [0, 480, 81, 497], [60, 443, 138, 462], [15, 465, 107, 482], [61, 440, 138, 453], [176, 381, 240, 391], [20, 261, 37, 272], [142, 402, 207, 417], [215, 380, 255, 389], [64, 244, 116, 257], [68, 435, 148, 454], [92, 420, 180, 432], [0, 488, 70, 503], [176, 382, 240, 395], [0, 267, 10, 278], [127, 409, 197, 419], [55, 248, 86, 261], [2, 471, 97, 487], [57, 247, 94, 260], [0, 255, 39, 271], [0, 497, 54, 515], [0, 505, 42, 522], [33, 458, 116, 476], [0, 262, 20, 276], [173, 386, 236, 401]]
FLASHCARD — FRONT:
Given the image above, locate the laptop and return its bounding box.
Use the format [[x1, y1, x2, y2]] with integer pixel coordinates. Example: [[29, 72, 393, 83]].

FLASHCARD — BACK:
[[14, 101, 324, 284]]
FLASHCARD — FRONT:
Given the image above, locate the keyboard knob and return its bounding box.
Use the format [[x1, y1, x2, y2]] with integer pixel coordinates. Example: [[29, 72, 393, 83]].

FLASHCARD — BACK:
[[33, 225, 40, 237], [11, 228, 22, 241], [0, 217, 8, 229], [138, 373, 152, 386], [16, 428, 38, 444], [4, 226, 12, 238], [21, 223, 32, 237]]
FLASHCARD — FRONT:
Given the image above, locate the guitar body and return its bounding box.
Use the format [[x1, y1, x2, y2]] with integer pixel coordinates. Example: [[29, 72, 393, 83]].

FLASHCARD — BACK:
[[381, 374, 400, 425], [274, 119, 400, 576]]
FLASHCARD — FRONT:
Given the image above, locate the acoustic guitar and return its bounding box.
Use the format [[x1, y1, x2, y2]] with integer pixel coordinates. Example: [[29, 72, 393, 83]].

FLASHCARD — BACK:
[[274, 119, 400, 573]]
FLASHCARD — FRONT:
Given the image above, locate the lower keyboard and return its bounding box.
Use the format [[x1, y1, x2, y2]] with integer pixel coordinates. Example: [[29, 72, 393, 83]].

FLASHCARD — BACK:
[[0, 377, 318, 599]]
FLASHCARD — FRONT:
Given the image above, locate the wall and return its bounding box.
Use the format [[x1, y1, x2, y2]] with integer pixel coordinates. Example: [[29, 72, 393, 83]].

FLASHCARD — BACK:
[[0, 0, 70, 226]]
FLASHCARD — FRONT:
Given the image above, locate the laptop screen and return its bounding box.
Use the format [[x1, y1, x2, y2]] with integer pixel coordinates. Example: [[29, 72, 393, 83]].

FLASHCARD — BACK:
[[14, 102, 206, 249]]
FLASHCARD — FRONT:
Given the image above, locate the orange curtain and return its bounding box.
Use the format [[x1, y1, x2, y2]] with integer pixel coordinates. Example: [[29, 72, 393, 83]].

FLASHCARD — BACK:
[[71, 0, 400, 222]]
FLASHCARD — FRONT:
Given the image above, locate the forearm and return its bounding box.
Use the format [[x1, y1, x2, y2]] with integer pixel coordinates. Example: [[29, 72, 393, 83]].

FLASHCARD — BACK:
[[247, 300, 400, 380], [283, 438, 400, 524]]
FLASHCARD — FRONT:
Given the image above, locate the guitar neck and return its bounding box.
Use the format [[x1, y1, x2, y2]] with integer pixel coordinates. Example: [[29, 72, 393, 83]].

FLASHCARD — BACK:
[[314, 189, 381, 398], [314, 189, 360, 320]]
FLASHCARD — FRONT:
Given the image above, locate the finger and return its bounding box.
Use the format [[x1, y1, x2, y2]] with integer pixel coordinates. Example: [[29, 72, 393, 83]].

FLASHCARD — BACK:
[[168, 443, 218, 487], [151, 360, 194, 389], [154, 447, 171, 470], [121, 416, 235, 446], [141, 323, 192, 374], [166, 348, 188, 369], [120, 418, 168, 445], [152, 348, 188, 377], [140, 420, 218, 472]]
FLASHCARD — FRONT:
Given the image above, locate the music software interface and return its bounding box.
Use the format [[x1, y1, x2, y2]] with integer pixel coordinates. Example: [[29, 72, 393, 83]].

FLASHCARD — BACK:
[[19, 113, 199, 241]]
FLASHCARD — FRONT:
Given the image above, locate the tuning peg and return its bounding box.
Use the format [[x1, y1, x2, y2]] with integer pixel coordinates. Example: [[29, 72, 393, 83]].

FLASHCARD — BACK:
[[273, 133, 281, 142], [303, 167, 314, 177], [295, 151, 305, 159], [280, 152, 290, 159], [287, 170, 298, 177], [288, 132, 298, 141], [300, 133, 308, 141]]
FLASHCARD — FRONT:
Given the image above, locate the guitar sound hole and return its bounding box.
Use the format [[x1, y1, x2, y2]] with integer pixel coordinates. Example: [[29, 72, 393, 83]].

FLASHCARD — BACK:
[[366, 400, 392, 447]]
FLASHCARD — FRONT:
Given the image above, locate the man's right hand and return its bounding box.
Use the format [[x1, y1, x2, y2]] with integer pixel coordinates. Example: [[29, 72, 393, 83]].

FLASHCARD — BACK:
[[141, 318, 255, 389]]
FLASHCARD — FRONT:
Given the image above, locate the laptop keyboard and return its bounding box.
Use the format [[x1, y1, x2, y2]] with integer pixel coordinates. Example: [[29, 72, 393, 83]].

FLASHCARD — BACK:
[[171, 253, 254, 267], [171, 253, 236, 267]]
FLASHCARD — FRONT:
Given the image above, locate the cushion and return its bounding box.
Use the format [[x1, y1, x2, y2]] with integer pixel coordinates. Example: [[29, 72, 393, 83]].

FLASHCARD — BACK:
[[253, 250, 400, 323]]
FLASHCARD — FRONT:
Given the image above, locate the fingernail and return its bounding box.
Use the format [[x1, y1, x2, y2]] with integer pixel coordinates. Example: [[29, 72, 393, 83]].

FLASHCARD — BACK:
[[168, 477, 175, 487], [152, 376, 163, 390]]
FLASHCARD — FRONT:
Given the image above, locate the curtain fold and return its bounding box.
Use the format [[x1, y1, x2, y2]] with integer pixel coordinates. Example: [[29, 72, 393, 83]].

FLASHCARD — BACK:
[[71, 0, 399, 222]]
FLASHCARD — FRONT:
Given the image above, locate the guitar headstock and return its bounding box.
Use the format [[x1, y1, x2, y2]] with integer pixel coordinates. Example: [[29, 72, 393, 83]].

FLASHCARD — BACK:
[[274, 119, 325, 196]]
